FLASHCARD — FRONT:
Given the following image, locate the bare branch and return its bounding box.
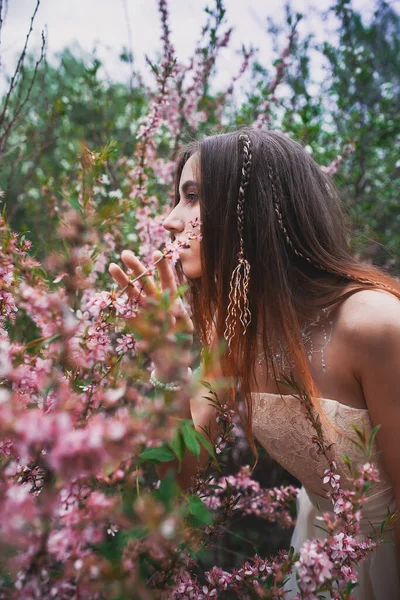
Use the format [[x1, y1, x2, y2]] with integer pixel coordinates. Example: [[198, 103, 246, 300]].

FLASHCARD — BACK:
[[0, 0, 9, 70], [0, 0, 41, 130], [122, 0, 135, 92], [0, 1, 46, 160], [0, 31, 45, 156]]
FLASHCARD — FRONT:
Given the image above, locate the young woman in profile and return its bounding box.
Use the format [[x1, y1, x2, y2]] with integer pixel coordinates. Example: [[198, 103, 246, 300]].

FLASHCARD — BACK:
[[109, 128, 400, 599]]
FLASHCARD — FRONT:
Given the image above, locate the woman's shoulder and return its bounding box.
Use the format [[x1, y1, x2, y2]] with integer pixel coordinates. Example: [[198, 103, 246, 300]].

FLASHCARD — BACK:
[[335, 285, 400, 345], [330, 286, 400, 392]]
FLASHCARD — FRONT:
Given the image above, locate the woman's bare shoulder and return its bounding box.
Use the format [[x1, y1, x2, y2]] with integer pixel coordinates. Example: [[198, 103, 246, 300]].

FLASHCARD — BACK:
[[336, 286, 400, 340], [331, 287, 400, 386]]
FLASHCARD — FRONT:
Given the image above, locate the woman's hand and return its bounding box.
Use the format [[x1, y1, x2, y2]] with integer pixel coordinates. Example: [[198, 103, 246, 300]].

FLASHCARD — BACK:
[[108, 249, 194, 382]]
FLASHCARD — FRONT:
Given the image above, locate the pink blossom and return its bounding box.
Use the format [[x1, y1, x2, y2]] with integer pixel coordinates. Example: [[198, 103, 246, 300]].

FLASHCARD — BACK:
[[331, 532, 358, 561], [0, 338, 12, 377], [114, 293, 139, 319], [323, 468, 341, 492], [0, 264, 13, 285], [116, 333, 137, 355], [82, 290, 111, 319], [295, 539, 333, 588]]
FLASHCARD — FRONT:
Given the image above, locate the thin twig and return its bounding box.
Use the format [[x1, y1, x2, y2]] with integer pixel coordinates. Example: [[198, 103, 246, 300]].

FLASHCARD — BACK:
[[0, 31, 46, 156], [0, 0, 41, 129], [122, 0, 135, 92], [120, 253, 165, 294], [0, 0, 8, 70], [218, 523, 261, 549]]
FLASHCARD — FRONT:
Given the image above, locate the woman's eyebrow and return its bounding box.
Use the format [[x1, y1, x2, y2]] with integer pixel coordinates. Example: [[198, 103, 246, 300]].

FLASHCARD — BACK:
[[180, 180, 199, 194]]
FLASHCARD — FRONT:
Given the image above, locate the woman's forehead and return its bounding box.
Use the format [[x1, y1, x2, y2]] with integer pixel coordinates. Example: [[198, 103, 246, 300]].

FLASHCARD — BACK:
[[179, 153, 200, 188]]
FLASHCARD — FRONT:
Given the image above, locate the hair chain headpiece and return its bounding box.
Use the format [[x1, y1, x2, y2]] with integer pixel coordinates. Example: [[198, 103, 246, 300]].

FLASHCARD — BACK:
[[266, 155, 326, 269], [224, 132, 253, 351], [266, 151, 397, 293]]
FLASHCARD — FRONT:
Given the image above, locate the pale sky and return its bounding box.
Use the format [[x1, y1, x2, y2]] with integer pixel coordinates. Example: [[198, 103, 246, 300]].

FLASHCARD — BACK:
[[0, 0, 384, 94]]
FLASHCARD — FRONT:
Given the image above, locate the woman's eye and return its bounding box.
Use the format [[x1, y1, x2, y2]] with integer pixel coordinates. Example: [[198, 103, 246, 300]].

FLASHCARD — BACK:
[[185, 192, 199, 203]]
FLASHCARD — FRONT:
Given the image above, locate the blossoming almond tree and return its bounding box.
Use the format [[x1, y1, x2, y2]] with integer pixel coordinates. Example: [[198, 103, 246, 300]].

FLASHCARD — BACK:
[[0, 0, 395, 598], [0, 157, 393, 598]]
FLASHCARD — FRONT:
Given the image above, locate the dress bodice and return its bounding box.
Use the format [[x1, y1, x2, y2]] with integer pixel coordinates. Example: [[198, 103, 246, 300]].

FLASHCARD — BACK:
[[251, 392, 393, 499]]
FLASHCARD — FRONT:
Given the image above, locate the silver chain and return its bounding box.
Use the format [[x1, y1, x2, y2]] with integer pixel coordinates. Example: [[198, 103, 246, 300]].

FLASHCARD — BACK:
[[256, 307, 334, 375]]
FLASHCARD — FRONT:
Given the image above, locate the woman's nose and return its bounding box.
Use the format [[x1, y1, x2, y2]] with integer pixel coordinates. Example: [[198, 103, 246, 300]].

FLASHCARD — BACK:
[[163, 207, 185, 233]]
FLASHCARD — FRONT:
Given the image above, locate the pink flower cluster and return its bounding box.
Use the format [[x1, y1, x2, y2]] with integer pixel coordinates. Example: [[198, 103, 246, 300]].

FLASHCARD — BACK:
[[168, 458, 383, 599], [0, 1, 385, 596], [170, 550, 292, 599], [254, 17, 301, 129], [320, 142, 356, 177], [292, 461, 380, 598], [203, 465, 298, 527]]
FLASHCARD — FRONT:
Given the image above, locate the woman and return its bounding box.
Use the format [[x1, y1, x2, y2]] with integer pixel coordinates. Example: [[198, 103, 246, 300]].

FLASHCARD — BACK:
[[109, 128, 400, 598]]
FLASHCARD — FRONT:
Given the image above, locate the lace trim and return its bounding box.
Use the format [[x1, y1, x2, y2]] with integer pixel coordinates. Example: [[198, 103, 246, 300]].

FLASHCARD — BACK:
[[251, 392, 393, 498]]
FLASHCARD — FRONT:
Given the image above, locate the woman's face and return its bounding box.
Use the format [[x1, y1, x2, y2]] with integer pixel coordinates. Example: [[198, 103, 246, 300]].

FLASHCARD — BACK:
[[163, 153, 202, 279]]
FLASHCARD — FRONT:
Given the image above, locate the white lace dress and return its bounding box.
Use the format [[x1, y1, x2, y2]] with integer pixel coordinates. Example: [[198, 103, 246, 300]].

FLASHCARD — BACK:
[[251, 392, 399, 599]]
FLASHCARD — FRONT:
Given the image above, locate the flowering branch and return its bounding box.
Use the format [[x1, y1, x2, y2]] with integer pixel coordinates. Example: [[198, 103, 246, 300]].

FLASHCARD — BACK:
[[128, 1, 176, 207], [254, 15, 301, 129], [320, 142, 356, 177]]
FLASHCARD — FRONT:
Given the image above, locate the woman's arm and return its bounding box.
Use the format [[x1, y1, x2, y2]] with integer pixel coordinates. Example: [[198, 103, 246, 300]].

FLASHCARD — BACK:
[[155, 375, 227, 490], [156, 332, 231, 491], [349, 291, 400, 569], [109, 250, 231, 491]]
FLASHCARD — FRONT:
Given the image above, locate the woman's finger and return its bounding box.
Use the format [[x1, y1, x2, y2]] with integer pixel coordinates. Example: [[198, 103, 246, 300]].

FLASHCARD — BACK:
[[108, 263, 142, 299], [171, 297, 194, 333], [153, 251, 193, 332], [153, 250, 178, 298], [121, 250, 157, 297]]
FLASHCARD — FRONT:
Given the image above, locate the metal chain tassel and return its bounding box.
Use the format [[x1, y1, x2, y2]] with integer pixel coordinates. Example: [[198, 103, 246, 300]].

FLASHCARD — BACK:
[[224, 133, 252, 351], [224, 248, 251, 350]]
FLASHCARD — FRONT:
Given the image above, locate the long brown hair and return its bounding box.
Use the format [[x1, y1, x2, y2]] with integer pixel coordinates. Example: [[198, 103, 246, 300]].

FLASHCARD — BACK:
[[173, 128, 400, 465]]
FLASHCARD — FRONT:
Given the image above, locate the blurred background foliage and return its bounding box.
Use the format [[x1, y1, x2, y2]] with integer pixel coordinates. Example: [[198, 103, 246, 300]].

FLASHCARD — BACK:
[[1, 0, 399, 269], [0, 0, 399, 577]]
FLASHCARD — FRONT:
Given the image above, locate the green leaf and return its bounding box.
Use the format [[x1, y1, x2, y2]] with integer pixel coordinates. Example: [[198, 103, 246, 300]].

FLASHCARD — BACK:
[[157, 472, 179, 508], [367, 424, 381, 458], [350, 422, 366, 445], [170, 429, 185, 466], [187, 495, 213, 525], [181, 423, 200, 457], [96, 529, 125, 562], [348, 438, 366, 454], [345, 581, 359, 593], [194, 430, 218, 464], [65, 194, 83, 213], [380, 506, 398, 533], [314, 524, 329, 534], [362, 481, 371, 493], [342, 453, 353, 474], [139, 445, 175, 463], [201, 395, 218, 406], [200, 380, 216, 394]]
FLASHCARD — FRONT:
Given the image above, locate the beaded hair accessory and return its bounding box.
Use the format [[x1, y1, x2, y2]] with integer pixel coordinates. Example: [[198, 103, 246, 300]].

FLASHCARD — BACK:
[[224, 133, 253, 351], [224, 135, 396, 356]]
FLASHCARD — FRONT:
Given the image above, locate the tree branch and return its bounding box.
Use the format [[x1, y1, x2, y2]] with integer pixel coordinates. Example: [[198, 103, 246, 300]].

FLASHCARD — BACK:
[[0, 0, 42, 130]]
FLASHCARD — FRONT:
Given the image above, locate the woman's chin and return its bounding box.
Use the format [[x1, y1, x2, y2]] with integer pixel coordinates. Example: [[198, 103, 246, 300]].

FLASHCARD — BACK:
[[181, 260, 202, 279]]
